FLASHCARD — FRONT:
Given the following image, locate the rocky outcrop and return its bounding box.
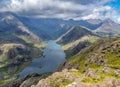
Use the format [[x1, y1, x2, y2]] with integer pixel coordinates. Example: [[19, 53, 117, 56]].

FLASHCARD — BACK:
[[32, 69, 120, 87], [67, 78, 120, 87], [32, 69, 80, 87], [52, 38, 120, 87], [0, 73, 40, 87]]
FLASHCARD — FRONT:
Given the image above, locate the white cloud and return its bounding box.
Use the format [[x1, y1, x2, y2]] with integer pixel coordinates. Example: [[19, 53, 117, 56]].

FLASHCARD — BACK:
[[81, 6, 112, 20], [0, 0, 119, 22]]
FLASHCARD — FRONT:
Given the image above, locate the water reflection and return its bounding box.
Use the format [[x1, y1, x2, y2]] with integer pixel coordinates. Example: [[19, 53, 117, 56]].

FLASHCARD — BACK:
[[19, 40, 66, 78]]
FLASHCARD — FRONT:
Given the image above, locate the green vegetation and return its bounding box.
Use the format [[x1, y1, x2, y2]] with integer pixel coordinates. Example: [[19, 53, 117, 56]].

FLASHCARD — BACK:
[[43, 69, 81, 87], [47, 75, 72, 87], [62, 35, 99, 51], [0, 42, 43, 84], [82, 77, 101, 83], [18, 35, 45, 48], [60, 38, 120, 84]]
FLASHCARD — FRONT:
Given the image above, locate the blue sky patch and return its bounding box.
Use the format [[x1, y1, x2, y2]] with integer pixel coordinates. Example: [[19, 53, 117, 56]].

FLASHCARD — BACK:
[[108, 0, 120, 10]]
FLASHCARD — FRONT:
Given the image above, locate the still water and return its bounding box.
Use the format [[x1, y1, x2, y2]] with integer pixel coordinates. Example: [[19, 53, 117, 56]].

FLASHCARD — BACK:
[[19, 40, 66, 78]]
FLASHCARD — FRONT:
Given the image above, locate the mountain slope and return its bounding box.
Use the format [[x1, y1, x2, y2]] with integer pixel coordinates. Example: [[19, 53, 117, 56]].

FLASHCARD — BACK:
[[58, 38, 120, 70], [0, 12, 43, 46], [0, 43, 42, 76], [57, 26, 95, 44], [18, 17, 120, 40], [19, 17, 102, 40], [94, 19, 120, 37], [1, 38, 120, 87], [86, 19, 102, 25], [0, 12, 44, 83], [57, 26, 99, 56], [31, 38, 120, 87]]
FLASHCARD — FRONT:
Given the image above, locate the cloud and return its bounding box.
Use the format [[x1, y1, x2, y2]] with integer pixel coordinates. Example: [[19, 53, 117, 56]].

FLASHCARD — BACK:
[[0, 0, 119, 22]]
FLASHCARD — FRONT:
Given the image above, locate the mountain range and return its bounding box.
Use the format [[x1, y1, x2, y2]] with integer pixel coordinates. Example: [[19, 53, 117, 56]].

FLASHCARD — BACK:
[[18, 16, 120, 40], [0, 12, 120, 87], [0, 12, 44, 81], [0, 12, 43, 44], [1, 12, 119, 40]]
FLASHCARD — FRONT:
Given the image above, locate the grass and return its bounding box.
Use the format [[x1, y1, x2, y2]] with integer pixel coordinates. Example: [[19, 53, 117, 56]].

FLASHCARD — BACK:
[[106, 53, 120, 69], [0, 43, 25, 62], [82, 77, 102, 83], [18, 35, 45, 48], [66, 38, 120, 84], [62, 35, 99, 50], [0, 41, 44, 83], [48, 78, 72, 87], [46, 69, 82, 87]]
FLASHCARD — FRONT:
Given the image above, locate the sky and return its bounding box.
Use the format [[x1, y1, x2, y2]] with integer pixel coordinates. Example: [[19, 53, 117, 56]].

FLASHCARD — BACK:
[[0, 0, 120, 23]]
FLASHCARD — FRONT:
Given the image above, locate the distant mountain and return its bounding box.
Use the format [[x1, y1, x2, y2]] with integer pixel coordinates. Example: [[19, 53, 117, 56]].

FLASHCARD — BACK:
[[94, 19, 120, 37], [57, 26, 99, 56], [57, 26, 95, 44], [19, 17, 65, 39], [0, 12, 42, 45], [0, 12, 44, 81], [86, 19, 102, 25], [18, 17, 102, 40], [15, 14, 120, 39]]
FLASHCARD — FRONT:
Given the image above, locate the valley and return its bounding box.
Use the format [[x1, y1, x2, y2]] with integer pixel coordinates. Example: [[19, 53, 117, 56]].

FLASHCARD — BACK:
[[0, 11, 120, 87], [19, 40, 66, 78]]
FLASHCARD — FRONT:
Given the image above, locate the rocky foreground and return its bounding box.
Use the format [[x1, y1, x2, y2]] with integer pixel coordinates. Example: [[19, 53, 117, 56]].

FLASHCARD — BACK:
[[32, 69, 120, 87]]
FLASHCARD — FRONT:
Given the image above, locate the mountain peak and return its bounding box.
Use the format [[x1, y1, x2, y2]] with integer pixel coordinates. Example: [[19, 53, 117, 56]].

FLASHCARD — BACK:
[[103, 18, 115, 23], [86, 19, 102, 25], [94, 18, 120, 35], [57, 25, 95, 45]]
